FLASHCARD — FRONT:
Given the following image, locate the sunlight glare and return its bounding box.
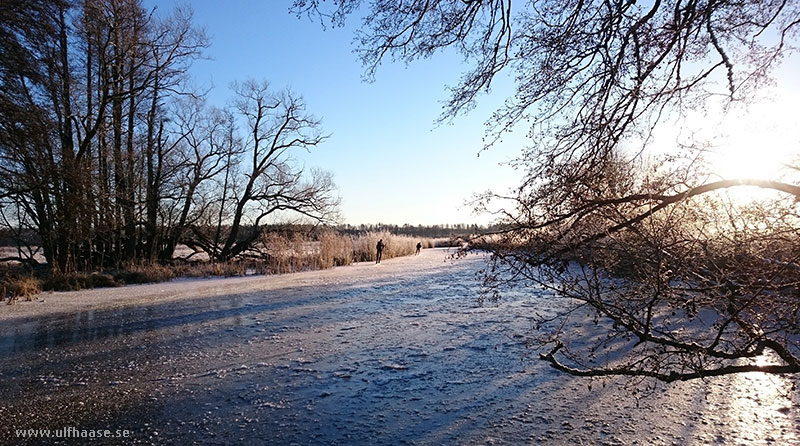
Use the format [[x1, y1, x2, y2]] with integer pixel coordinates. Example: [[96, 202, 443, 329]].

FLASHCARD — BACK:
[[726, 368, 798, 444], [711, 95, 799, 183], [648, 85, 800, 203], [649, 84, 800, 194]]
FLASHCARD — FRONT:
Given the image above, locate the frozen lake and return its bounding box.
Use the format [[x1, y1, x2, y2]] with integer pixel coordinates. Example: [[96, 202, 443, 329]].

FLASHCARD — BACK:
[[0, 248, 797, 444]]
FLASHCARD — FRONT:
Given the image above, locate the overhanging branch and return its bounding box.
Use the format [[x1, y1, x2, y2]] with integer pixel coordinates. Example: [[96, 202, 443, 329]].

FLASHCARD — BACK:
[[539, 342, 800, 382]]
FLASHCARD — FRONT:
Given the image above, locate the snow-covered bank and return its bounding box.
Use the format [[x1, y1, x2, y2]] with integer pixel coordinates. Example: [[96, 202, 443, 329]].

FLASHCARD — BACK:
[[0, 248, 464, 322]]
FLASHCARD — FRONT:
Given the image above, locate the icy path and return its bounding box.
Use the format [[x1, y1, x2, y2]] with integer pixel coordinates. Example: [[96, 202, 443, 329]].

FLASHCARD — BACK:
[[0, 249, 797, 445]]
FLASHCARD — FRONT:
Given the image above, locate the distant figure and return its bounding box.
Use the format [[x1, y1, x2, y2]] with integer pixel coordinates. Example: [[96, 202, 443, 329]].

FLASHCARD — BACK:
[[376, 239, 385, 264], [415, 242, 422, 255]]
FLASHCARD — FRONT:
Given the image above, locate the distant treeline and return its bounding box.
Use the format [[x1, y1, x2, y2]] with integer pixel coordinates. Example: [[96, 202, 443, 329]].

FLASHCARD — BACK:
[[336, 223, 499, 239]]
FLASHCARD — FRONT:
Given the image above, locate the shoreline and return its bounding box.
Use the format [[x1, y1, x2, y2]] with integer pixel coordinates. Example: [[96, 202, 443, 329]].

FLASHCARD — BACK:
[[0, 248, 463, 322]]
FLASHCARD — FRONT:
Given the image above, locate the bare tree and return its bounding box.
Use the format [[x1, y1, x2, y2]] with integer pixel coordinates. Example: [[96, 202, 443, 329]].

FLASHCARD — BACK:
[[156, 99, 241, 262], [294, 0, 800, 381], [139, 5, 209, 262], [188, 80, 340, 261], [0, 0, 206, 271], [2, 1, 337, 274]]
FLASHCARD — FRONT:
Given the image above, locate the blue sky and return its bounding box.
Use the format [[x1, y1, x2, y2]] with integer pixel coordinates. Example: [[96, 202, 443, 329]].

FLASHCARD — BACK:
[[145, 1, 800, 224], [146, 1, 525, 225]]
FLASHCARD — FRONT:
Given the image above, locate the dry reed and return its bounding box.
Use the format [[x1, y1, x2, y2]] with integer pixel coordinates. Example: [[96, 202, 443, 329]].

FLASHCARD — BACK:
[[9, 231, 437, 294]]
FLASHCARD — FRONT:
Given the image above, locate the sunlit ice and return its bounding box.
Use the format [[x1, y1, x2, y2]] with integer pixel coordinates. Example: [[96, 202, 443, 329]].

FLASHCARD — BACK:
[[723, 352, 799, 445]]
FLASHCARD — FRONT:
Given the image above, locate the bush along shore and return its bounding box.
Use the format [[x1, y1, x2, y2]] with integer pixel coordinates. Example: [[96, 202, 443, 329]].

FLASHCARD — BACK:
[[0, 231, 449, 302]]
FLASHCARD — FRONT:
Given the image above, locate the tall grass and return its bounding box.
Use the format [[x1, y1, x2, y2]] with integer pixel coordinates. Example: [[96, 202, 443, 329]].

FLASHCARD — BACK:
[[1, 274, 41, 302], [318, 231, 354, 268], [257, 230, 436, 273], [327, 230, 436, 263], [350, 231, 415, 262], [5, 231, 438, 295]]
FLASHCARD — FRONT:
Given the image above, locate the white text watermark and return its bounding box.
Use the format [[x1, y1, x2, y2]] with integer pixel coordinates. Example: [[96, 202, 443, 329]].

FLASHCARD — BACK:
[[15, 426, 132, 440]]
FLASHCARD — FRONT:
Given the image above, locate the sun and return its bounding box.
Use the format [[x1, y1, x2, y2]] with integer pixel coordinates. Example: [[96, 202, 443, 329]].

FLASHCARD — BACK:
[[659, 81, 800, 205], [646, 83, 800, 204], [710, 96, 799, 183]]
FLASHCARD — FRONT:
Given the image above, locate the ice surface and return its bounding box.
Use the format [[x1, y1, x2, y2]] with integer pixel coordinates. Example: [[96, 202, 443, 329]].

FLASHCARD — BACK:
[[0, 249, 797, 444]]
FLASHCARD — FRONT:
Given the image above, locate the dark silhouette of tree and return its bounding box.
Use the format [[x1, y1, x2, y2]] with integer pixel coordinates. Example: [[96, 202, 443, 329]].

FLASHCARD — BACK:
[[1, 1, 337, 271], [294, 0, 800, 381], [336, 223, 492, 238], [187, 80, 340, 261], [0, 0, 210, 271], [152, 99, 238, 262]]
